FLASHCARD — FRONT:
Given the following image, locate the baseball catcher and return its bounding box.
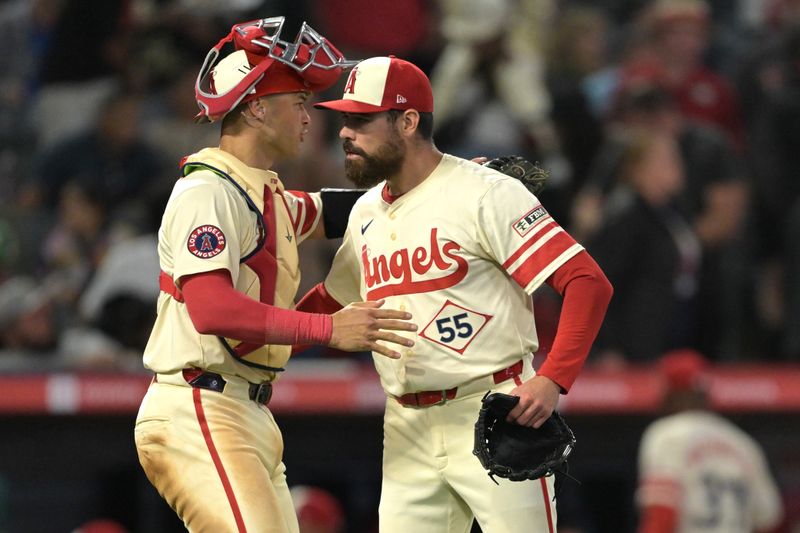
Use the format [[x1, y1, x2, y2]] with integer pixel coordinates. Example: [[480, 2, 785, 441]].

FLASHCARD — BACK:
[[474, 392, 576, 483]]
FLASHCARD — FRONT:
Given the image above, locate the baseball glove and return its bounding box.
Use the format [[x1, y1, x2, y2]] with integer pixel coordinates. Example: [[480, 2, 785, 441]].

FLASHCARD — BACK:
[[484, 156, 549, 196], [473, 392, 576, 483]]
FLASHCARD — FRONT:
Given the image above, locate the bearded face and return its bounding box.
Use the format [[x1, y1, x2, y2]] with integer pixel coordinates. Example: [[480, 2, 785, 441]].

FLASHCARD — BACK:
[[343, 128, 406, 188]]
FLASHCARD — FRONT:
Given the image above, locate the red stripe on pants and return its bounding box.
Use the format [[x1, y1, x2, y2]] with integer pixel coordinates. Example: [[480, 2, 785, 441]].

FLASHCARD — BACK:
[[540, 477, 554, 533], [193, 388, 247, 532]]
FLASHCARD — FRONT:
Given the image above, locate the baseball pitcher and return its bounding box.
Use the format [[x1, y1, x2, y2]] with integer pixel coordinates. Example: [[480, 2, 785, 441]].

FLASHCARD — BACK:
[[298, 56, 613, 533]]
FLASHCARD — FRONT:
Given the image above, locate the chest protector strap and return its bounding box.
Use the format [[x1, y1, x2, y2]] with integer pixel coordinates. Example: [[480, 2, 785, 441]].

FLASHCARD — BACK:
[[167, 161, 284, 373]]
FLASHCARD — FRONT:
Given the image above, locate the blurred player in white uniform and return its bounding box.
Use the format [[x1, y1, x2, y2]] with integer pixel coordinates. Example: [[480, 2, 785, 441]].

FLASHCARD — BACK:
[[637, 349, 784, 533], [298, 56, 613, 533]]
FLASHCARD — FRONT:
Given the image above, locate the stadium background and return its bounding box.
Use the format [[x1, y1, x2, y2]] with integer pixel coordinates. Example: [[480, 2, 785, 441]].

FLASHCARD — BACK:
[[1, 0, 800, 531]]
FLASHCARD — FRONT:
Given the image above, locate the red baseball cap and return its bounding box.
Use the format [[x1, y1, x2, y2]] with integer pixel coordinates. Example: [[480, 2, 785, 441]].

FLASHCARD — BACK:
[[658, 349, 710, 392], [315, 55, 433, 113], [291, 485, 344, 531]]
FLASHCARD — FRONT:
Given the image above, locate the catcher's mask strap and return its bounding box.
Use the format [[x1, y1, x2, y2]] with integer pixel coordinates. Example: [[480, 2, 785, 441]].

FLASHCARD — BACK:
[[195, 16, 358, 122]]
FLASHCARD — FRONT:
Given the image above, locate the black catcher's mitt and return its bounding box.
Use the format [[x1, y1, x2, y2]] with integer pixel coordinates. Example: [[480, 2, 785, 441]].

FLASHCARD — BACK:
[[473, 392, 576, 483], [484, 156, 549, 196]]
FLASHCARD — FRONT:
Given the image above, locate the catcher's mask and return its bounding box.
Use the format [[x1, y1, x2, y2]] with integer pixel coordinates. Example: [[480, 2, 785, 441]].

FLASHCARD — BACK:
[[194, 16, 357, 123]]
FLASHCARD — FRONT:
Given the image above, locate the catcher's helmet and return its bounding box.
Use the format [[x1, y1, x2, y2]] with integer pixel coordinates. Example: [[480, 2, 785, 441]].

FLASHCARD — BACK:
[[195, 16, 356, 123]]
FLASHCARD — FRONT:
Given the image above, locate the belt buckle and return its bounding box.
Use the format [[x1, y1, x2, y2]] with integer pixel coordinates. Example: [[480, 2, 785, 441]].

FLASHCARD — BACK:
[[431, 390, 448, 406], [186, 370, 226, 393], [251, 382, 273, 405]]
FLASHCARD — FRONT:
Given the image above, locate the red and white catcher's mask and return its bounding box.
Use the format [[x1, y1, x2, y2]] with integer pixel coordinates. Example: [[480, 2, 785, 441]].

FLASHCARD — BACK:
[[194, 16, 356, 123]]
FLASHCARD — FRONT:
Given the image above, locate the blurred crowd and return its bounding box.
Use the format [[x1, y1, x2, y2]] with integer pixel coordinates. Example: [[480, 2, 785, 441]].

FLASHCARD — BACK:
[[1, 0, 800, 371]]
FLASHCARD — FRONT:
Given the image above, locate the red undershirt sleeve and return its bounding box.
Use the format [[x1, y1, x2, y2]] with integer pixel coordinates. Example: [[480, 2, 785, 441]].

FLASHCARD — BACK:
[[181, 269, 332, 346], [295, 282, 345, 314], [292, 282, 345, 354], [537, 250, 613, 392]]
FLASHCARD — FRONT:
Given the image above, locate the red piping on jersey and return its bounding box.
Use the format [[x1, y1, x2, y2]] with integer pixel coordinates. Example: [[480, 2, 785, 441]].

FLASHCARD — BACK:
[[278, 190, 299, 240], [291, 193, 304, 231], [299, 193, 318, 235], [510, 231, 577, 288], [258, 185, 278, 305], [381, 183, 403, 204], [228, 186, 279, 358], [193, 388, 247, 533], [540, 478, 554, 533], [160, 270, 184, 302], [502, 219, 557, 269], [287, 190, 318, 236]]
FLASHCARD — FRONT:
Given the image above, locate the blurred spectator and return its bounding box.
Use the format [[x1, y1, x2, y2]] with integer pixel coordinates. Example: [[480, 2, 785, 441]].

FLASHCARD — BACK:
[[0, 216, 24, 280], [620, 0, 746, 150], [0, 0, 63, 113], [545, 6, 610, 223], [313, 0, 433, 60], [576, 84, 749, 360], [23, 90, 167, 212], [28, 0, 133, 147], [586, 131, 700, 364], [0, 267, 152, 371], [0, 276, 57, 356], [40, 181, 111, 304], [32, 178, 162, 371], [291, 485, 346, 533], [131, 10, 222, 165], [78, 233, 159, 353], [0, 0, 64, 151], [142, 63, 220, 167], [429, 0, 573, 210], [0, 0, 65, 206], [784, 202, 800, 359], [747, 26, 800, 356], [72, 518, 128, 533], [636, 349, 784, 532]]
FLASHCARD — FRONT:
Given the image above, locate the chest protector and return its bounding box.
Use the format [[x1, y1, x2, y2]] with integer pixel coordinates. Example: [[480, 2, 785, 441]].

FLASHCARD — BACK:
[[171, 161, 301, 374]]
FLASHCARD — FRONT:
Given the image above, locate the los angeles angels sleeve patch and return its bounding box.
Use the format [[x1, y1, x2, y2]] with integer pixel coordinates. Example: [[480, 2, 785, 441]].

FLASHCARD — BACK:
[[187, 225, 226, 258]]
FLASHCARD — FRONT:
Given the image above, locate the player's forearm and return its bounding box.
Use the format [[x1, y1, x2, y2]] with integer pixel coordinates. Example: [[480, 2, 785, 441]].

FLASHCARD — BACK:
[[182, 270, 332, 346], [539, 251, 613, 391]]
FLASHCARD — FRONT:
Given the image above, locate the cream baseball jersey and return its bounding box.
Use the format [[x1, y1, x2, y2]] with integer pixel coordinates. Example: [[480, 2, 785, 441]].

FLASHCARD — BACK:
[[144, 147, 322, 383], [324, 154, 583, 396], [637, 410, 783, 533]]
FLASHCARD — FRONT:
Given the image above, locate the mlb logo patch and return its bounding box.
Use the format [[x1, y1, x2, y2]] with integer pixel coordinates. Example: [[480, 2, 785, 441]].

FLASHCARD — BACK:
[[512, 206, 549, 237], [187, 225, 226, 259]]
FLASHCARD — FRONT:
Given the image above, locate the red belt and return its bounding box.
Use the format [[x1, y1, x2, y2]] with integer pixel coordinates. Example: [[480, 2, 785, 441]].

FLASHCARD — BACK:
[[396, 360, 523, 407]]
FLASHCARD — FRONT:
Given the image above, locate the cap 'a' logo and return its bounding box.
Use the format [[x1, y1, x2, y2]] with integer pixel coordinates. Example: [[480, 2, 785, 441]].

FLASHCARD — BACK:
[[396, 94, 407, 104], [187, 225, 226, 259], [344, 67, 359, 94]]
